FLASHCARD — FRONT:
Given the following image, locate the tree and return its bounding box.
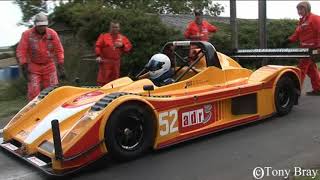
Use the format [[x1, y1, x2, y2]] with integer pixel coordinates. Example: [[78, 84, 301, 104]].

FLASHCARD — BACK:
[[52, 3, 181, 83], [14, 0, 48, 24], [101, 0, 224, 16], [15, 0, 225, 25], [14, 0, 63, 25], [205, 3, 225, 16]]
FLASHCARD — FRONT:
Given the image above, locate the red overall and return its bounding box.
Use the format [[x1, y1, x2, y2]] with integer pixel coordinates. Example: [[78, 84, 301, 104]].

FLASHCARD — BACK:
[[289, 13, 320, 91], [184, 20, 218, 41], [16, 27, 64, 100], [95, 33, 132, 86]]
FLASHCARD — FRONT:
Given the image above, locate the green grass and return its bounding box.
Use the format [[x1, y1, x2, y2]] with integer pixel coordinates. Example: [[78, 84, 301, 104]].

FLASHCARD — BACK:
[[0, 96, 26, 120], [0, 80, 27, 121]]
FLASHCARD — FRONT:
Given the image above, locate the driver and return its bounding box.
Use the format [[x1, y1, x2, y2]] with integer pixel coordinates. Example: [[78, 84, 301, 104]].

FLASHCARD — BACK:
[[144, 53, 174, 86]]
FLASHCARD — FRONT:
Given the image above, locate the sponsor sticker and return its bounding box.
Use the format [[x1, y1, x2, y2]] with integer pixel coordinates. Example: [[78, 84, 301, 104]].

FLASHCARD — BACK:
[[73, 90, 104, 103], [27, 156, 47, 167], [182, 109, 205, 127], [179, 104, 215, 133], [1, 143, 18, 151]]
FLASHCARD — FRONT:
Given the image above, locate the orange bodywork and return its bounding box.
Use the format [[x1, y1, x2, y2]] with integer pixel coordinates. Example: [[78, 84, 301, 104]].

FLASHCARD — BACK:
[[1, 42, 301, 175]]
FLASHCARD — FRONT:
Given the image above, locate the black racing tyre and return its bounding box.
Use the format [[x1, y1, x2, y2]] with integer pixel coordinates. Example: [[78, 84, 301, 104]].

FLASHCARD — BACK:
[[274, 76, 295, 116], [104, 102, 155, 161]]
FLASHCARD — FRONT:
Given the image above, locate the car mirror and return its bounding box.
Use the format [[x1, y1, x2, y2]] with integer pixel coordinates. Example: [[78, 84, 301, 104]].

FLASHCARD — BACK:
[[143, 85, 154, 97], [143, 85, 154, 91]]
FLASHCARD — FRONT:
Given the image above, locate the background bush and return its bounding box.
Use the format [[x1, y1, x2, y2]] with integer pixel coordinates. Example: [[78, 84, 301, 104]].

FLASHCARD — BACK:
[[52, 2, 299, 84], [52, 2, 181, 85], [210, 19, 298, 68]]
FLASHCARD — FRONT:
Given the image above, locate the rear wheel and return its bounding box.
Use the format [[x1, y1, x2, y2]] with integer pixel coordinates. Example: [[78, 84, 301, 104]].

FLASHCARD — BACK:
[[104, 103, 155, 161], [274, 76, 295, 116]]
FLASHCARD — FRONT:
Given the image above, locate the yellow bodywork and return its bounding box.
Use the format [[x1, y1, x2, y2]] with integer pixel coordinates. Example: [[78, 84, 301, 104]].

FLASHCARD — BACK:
[[1, 50, 301, 175]]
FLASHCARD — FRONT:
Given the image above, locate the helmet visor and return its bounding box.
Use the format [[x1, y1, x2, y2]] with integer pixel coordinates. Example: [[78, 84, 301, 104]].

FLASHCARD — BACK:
[[145, 59, 165, 71]]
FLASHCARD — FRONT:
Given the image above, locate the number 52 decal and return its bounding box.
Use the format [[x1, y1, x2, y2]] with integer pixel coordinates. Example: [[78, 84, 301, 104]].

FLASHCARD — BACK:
[[159, 110, 178, 136]]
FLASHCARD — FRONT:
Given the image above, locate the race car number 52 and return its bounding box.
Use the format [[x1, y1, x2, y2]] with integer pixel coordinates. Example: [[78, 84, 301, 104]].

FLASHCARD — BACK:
[[159, 110, 178, 136]]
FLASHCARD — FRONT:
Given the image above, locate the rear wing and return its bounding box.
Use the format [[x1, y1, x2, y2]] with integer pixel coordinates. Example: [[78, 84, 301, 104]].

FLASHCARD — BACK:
[[232, 48, 320, 59]]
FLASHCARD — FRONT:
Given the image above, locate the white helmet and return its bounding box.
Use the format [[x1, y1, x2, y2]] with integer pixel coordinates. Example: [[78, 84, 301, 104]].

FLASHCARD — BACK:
[[146, 53, 171, 80]]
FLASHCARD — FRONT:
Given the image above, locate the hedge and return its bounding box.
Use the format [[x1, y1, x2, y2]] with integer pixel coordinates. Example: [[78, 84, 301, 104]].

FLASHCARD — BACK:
[[52, 2, 299, 83], [52, 2, 181, 85]]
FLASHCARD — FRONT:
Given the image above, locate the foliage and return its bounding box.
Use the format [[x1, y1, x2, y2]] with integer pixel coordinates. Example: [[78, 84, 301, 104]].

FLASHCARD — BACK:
[[52, 1, 299, 82], [209, 18, 298, 68], [0, 96, 26, 121], [13, 0, 299, 86], [13, 0, 49, 24], [0, 82, 26, 121], [210, 19, 298, 51], [100, 0, 224, 16], [52, 3, 181, 85], [267, 19, 298, 48], [0, 79, 27, 101], [209, 21, 231, 53], [266, 19, 299, 66], [15, 0, 225, 25], [204, 2, 225, 16]]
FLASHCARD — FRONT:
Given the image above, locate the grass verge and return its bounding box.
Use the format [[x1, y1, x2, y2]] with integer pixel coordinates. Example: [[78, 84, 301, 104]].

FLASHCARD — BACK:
[[0, 96, 26, 120], [0, 80, 27, 121]]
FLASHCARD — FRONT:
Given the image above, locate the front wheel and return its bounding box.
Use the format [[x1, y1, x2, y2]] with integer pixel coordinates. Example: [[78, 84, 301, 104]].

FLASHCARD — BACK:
[[104, 103, 155, 161], [274, 76, 296, 116]]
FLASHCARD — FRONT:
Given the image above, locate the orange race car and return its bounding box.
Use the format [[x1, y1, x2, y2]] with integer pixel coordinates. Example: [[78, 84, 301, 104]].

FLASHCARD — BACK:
[[0, 41, 301, 175]]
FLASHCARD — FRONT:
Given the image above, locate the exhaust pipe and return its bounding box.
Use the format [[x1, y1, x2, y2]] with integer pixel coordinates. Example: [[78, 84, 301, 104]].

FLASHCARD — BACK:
[[51, 119, 63, 160]]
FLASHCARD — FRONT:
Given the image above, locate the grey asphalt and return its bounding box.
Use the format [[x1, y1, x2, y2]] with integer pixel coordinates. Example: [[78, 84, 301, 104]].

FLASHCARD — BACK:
[[0, 79, 320, 180]]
